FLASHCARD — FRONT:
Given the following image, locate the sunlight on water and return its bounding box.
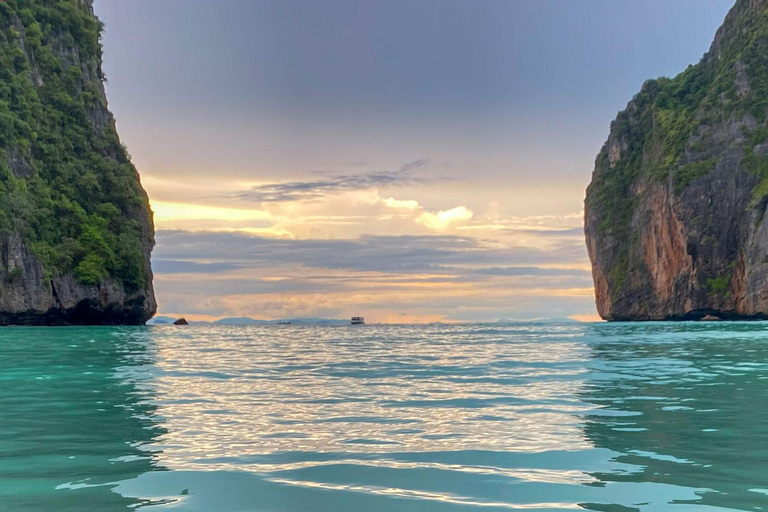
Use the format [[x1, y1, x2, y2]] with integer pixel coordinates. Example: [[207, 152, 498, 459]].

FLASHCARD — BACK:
[[1, 323, 768, 510]]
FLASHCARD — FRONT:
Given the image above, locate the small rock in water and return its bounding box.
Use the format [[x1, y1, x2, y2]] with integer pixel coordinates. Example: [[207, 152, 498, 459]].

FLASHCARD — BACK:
[[701, 315, 721, 322], [173, 318, 190, 325]]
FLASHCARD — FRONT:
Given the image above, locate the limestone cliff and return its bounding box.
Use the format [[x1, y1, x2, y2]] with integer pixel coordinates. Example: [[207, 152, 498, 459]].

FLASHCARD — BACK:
[[585, 0, 768, 321], [0, 0, 155, 325]]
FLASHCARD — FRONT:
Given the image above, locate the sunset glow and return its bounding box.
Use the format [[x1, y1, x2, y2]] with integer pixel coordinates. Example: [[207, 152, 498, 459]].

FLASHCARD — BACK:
[[95, 0, 734, 323]]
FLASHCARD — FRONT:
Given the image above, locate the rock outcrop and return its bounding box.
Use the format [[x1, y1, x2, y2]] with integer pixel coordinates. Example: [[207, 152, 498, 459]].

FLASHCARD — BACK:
[[0, 0, 155, 325], [585, 0, 768, 321]]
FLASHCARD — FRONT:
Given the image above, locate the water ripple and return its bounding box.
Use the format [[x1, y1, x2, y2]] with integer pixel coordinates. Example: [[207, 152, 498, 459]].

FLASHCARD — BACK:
[[2, 323, 768, 510]]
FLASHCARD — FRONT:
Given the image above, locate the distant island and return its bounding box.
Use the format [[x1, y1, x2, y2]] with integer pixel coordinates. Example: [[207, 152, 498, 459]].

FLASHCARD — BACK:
[[147, 317, 584, 326], [585, 0, 768, 321], [148, 317, 350, 326], [0, 1, 155, 325]]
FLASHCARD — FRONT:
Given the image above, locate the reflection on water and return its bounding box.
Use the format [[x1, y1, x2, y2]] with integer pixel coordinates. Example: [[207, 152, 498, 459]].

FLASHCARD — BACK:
[[582, 322, 768, 511], [0, 327, 164, 510], [147, 324, 593, 462], [3, 323, 768, 510], [119, 323, 604, 511]]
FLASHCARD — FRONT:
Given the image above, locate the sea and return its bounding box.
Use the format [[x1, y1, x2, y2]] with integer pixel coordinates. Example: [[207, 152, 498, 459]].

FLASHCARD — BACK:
[[2, 322, 768, 511]]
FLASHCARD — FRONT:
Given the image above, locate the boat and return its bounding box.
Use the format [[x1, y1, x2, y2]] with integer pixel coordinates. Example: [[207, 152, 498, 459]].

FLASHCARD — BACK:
[[277, 320, 292, 325], [350, 317, 365, 325]]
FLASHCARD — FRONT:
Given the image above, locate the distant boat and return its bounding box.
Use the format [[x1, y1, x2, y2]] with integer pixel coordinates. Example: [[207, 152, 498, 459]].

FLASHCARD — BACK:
[[277, 320, 292, 325], [351, 317, 365, 325]]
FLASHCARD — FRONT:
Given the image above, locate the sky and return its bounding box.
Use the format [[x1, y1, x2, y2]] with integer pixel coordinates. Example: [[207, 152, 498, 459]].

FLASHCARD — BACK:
[[93, 0, 734, 323]]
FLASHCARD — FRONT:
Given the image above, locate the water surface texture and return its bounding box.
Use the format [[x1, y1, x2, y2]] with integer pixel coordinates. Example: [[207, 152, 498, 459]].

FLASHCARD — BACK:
[[2, 323, 768, 511]]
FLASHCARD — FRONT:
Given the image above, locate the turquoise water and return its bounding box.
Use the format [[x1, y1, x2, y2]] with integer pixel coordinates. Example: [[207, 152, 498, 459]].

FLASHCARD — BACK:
[[2, 323, 768, 511]]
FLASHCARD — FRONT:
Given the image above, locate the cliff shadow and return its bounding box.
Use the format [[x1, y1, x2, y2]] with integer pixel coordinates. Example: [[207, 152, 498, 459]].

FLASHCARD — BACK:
[[579, 322, 768, 511], [0, 326, 167, 510]]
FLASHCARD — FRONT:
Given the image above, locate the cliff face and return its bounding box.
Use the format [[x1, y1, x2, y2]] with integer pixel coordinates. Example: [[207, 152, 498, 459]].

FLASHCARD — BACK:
[[585, 0, 768, 321], [0, 0, 155, 325]]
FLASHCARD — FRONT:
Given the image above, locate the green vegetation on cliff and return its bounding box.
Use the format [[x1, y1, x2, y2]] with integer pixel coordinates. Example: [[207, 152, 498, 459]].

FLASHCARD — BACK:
[[0, 0, 151, 289], [589, 1, 768, 242]]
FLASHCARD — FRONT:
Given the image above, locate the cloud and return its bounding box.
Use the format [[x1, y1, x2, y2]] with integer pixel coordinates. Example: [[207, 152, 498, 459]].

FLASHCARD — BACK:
[[382, 197, 420, 211], [152, 201, 271, 222], [152, 260, 242, 274], [504, 227, 584, 237], [156, 279, 596, 323], [154, 230, 588, 275], [416, 206, 473, 230], [236, 159, 436, 203], [474, 267, 590, 277], [149, 229, 593, 322]]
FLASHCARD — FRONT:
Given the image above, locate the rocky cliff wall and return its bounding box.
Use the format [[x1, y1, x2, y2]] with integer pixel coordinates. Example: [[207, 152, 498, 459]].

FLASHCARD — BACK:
[[585, 0, 768, 321], [0, 0, 155, 325]]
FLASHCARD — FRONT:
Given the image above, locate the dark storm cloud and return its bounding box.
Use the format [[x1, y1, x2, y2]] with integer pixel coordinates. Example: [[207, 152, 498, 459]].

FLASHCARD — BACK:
[[236, 159, 436, 203], [474, 267, 590, 277], [154, 230, 588, 275]]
